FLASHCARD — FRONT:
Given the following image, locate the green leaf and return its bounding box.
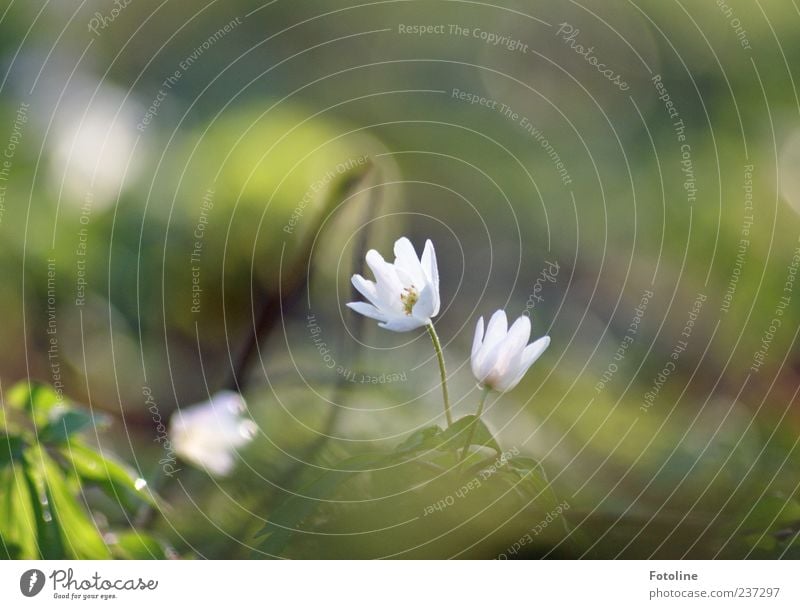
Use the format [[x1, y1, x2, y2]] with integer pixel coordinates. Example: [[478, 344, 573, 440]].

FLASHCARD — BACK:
[[256, 453, 388, 557], [0, 465, 39, 559], [394, 425, 444, 454], [506, 457, 566, 524], [5, 381, 62, 427], [21, 448, 65, 559], [0, 539, 22, 559], [59, 441, 155, 511], [0, 434, 25, 467], [110, 532, 169, 559], [39, 408, 106, 444], [441, 416, 501, 454], [742, 495, 800, 532], [25, 445, 111, 559], [742, 495, 800, 552]]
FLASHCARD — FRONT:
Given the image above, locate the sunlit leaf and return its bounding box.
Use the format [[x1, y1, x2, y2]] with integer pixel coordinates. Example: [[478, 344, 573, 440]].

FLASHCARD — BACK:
[[21, 447, 65, 559], [39, 408, 107, 444], [5, 381, 62, 428], [59, 441, 155, 511], [0, 465, 38, 559], [26, 445, 111, 559]]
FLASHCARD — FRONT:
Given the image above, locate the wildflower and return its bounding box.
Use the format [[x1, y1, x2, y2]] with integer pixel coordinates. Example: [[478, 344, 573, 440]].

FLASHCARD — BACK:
[[347, 236, 440, 332], [471, 310, 550, 392], [170, 391, 257, 476]]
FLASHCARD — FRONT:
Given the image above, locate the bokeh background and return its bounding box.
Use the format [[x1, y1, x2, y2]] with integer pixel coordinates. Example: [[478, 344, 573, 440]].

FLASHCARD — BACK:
[[1, 0, 800, 559]]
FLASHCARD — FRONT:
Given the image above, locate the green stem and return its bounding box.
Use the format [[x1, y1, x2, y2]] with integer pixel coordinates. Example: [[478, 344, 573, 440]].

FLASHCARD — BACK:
[[459, 386, 491, 468], [426, 323, 452, 426]]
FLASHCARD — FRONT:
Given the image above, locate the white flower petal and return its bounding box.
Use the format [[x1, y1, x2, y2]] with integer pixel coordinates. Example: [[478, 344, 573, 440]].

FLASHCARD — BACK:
[[412, 283, 436, 322], [366, 249, 401, 291], [474, 340, 505, 383], [496, 335, 550, 392], [492, 370, 523, 393], [379, 316, 427, 332], [393, 237, 425, 285], [366, 249, 404, 313], [482, 310, 508, 351], [517, 336, 550, 373], [471, 316, 485, 361], [351, 274, 380, 307], [472, 310, 507, 375], [347, 301, 387, 322], [202, 452, 236, 477], [214, 390, 245, 407], [493, 315, 531, 373], [421, 239, 440, 315]]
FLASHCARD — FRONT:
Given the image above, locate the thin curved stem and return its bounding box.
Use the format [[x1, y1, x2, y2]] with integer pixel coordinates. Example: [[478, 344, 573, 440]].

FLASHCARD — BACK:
[[459, 386, 491, 468], [426, 323, 452, 426]]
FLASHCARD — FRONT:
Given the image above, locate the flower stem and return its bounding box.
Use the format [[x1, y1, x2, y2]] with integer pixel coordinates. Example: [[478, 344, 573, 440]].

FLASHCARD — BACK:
[[426, 323, 452, 427], [459, 386, 491, 468]]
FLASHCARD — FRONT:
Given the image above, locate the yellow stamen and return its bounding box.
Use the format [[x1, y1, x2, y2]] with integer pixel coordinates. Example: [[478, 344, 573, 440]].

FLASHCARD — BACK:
[[400, 286, 418, 315]]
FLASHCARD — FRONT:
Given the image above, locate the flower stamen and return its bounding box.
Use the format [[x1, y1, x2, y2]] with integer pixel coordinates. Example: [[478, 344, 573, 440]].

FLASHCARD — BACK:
[[400, 286, 418, 315]]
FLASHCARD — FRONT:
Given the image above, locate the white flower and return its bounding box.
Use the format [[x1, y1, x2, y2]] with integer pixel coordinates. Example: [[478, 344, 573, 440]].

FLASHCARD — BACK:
[[347, 237, 440, 332], [471, 310, 550, 392], [170, 391, 257, 476]]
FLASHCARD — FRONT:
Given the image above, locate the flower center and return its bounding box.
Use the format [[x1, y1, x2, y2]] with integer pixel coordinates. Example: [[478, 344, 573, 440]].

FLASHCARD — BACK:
[[400, 286, 418, 315]]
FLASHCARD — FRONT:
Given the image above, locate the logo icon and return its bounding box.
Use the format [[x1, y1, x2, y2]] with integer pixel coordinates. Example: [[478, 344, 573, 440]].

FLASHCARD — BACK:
[[20, 569, 45, 597]]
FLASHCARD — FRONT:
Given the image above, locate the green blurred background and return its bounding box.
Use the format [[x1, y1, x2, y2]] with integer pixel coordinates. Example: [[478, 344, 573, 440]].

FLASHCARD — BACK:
[[1, 0, 800, 558]]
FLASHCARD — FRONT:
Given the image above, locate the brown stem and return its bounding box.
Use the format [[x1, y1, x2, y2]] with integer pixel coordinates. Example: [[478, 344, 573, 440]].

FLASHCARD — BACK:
[[225, 164, 373, 393]]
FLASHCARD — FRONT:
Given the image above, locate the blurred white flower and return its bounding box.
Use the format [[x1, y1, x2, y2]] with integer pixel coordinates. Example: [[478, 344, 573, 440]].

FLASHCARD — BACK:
[[170, 391, 257, 476], [49, 82, 142, 211], [347, 236, 440, 332], [471, 310, 550, 393]]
